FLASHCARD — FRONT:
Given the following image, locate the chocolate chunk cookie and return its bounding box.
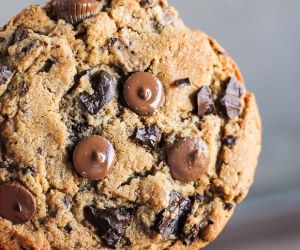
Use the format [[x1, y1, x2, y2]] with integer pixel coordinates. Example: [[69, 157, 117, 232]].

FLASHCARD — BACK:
[[0, 0, 261, 249]]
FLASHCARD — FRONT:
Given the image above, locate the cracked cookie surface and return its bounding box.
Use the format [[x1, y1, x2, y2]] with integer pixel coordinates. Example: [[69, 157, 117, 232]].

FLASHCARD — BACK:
[[0, 0, 261, 249]]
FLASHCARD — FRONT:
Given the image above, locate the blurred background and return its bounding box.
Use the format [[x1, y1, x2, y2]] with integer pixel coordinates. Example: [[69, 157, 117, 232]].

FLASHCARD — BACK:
[[1, 1, 299, 249]]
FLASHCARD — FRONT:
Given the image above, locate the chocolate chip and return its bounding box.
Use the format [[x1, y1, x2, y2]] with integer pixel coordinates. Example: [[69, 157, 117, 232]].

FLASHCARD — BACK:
[[224, 203, 234, 211], [0, 63, 13, 85], [220, 77, 244, 119], [0, 161, 10, 169], [108, 38, 117, 47], [154, 191, 192, 239], [124, 238, 132, 246], [63, 196, 71, 208], [223, 135, 237, 148], [133, 124, 161, 150], [84, 206, 132, 248], [194, 194, 212, 204], [0, 183, 36, 224], [80, 70, 116, 115], [37, 147, 43, 154], [174, 78, 191, 88], [184, 225, 200, 244], [13, 27, 29, 44], [21, 41, 37, 54], [73, 136, 116, 180], [65, 223, 73, 233], [208, 219, 214, 225], [49, 209, 59, 218], [124, 72, 165, 116], [41, 59, 55, 73], [19, 81, 29, 97], [167, 137, 210, 183], [0, 37, 5, 43], [71, 121, 89, 134], [22, 166, 37, 175], [197, 86, 215, 118], [140, 0, 153, 6]]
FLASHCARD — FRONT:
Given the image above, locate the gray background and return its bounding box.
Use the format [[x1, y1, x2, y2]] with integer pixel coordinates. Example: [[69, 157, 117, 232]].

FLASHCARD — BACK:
[[1, 1, 300, 249]]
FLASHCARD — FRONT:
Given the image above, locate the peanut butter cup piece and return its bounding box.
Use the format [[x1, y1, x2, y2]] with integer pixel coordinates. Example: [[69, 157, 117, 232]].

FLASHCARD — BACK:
[[167, 137, 210, 183], [73, 135, 115, 180], [124, 72, 165, 116], [51, 0, 99, 25], [0, 183, 36, 224]]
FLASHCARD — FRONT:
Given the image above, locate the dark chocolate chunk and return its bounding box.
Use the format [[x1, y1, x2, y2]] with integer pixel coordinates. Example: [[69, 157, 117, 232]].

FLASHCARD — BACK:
[[0, 37, 5, 43], [37, 147, 43, 154], [223, 135, 237, 148], [71, 121, 89, 134], [63, 196, 71, 208], [0, 161, 10, 169], [133, 124, 161, 150], [80, 70, 116, 115], [194, 194, 212, 204], [154, 191, 192, 239], [197, 86, 215, 118], [174, 78, 191, 88], [220, 77, 244, 119], [140, 0, 153, 6], [108, 38, 117, 47], [65, 223, 73, 233], [49, 209, 59, 218], [22, 166, 37, 174], [0, 63, 13, 85], [207, 219, 215, 225], [224, 203, 234, 211], [184, 225, 200, 244], [19, 81, 29, 97], [41, 59, 55, 73], [84, 206, 132, 248], [124, 238, 132, 246], [21, 41, 37, 54], [13, 27, 29, 44]]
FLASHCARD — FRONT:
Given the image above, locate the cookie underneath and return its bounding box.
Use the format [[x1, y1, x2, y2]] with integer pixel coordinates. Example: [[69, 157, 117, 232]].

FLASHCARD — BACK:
[[0, 0, 261, 249]]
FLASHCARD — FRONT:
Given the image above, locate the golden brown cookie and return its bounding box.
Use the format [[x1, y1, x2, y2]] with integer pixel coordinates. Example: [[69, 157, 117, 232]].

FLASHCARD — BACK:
[[0, 0, 261, 249]]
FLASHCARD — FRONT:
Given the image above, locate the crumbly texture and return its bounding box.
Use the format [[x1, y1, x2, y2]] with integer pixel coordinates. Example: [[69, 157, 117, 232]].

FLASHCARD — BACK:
[[0, 0, 261, 249]]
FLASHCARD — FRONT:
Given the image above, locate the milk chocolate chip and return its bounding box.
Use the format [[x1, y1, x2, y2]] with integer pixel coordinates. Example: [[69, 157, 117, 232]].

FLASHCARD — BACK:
[[0, 183, 36, 224], [51, 0, 99, 25], [73, 136, 115, 180], [167, 137, 210, 183], [124, 72, 165, 116]]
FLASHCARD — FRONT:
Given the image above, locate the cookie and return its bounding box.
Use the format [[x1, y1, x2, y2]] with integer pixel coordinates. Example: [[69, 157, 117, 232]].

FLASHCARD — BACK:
[[0, 0, 261, 249]]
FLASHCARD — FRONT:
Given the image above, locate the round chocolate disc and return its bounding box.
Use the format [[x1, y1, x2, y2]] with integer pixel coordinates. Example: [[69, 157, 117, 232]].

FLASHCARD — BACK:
[[123, 72, 165, 116], [0, 183, 36, 224], [167, 137, 210, 183], [73, 135, 115, 180]]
